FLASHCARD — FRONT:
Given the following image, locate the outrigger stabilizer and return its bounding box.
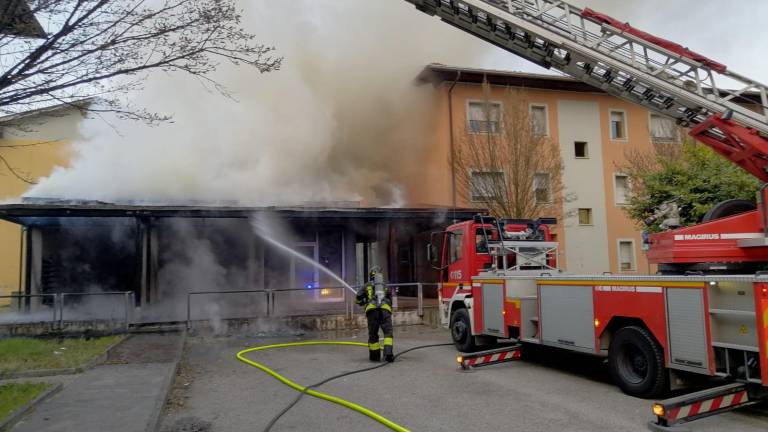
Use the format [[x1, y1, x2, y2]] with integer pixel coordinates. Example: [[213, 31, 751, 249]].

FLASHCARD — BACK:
[[648, 382, 767, 431], [457, 345, 522, 370]]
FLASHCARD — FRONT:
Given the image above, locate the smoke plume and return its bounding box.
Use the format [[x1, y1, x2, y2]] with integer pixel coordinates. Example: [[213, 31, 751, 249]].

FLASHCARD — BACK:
[[25, 0, 498, 206]]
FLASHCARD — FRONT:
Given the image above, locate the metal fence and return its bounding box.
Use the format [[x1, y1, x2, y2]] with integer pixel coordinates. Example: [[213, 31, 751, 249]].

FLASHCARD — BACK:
[[0, 294, 57, 324], [185, 282, 438, 329], [0, 292, 134, 329], [0, 282, 438, 329]]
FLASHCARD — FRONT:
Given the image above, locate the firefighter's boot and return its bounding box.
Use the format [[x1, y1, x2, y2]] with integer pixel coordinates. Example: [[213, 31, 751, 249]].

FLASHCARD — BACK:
[[383, 337, 394, 362], [369, 348, 381, 362]]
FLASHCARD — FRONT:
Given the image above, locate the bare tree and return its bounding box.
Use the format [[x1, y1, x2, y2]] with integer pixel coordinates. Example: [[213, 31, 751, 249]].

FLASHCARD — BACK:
[[453, 81, 565, 219], [0, 0, 281, 119], [0, 0, 282, 183]]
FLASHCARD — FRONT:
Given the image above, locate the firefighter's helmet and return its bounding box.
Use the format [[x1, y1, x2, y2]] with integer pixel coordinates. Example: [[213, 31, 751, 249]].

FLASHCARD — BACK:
[[369, 266, 382, 282]]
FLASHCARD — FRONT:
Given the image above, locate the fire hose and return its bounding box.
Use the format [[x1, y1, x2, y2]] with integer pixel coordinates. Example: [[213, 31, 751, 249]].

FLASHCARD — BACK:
[[236, 341, 453, 432]]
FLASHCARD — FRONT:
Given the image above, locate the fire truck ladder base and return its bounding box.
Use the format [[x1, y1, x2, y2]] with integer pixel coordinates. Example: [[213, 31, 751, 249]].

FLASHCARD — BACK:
[[648, 382, 762, 431], [457, 344, 522, 370]]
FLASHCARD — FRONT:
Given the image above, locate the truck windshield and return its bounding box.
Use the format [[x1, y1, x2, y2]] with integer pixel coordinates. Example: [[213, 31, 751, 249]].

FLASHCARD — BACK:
[[449, 231, 463, 263], [475, 228, 496, 254]]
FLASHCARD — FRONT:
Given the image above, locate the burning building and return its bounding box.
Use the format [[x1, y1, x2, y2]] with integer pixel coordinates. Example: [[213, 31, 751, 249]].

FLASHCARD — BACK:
[[0, 200, 476, 323]]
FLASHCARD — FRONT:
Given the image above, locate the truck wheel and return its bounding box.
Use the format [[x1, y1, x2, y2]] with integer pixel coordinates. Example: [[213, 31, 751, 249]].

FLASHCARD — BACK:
[[609, 326, 667, 398], [701, 199, 755, 222], [450, 308, 476, 353]]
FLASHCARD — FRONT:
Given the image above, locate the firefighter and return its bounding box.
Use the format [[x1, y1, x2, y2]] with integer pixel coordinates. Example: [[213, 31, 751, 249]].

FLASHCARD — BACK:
[[356, 267, 394, 362]]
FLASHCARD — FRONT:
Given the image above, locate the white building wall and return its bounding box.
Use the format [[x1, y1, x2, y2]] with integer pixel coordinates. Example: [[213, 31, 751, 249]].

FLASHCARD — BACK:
[[557, 100, 610, 274]]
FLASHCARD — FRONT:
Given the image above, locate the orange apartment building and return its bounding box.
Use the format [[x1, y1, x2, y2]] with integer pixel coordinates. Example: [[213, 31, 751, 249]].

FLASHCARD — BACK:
[[412, 63, 683, 275]]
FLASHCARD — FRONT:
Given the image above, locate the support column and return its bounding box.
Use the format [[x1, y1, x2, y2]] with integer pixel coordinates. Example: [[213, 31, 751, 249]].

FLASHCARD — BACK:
[[28, 228, 42, 296], [138, 218, 150, 307]]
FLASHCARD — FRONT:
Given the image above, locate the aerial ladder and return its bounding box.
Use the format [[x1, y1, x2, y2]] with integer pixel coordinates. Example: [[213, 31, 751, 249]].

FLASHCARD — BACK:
[[405, 0, 768, 272]]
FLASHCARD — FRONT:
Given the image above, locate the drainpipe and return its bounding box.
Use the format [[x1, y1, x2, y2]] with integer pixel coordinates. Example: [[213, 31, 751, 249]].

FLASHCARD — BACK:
[[448, 71, 461, 209]]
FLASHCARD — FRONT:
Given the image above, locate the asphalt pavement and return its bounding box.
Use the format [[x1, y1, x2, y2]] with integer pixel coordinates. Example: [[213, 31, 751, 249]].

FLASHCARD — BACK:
[[160, 326, 768, 432]]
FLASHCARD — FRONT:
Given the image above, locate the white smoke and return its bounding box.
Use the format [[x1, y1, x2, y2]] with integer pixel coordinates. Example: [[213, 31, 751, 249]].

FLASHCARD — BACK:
[[25, 0, 503, 206]]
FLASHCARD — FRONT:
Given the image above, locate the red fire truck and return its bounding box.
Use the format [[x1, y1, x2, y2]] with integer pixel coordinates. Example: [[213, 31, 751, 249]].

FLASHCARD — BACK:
[[430, 216, 768, 420], [406, 0, 768, 428]]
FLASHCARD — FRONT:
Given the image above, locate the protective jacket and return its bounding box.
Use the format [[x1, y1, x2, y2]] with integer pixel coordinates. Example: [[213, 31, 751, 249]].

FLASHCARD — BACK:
[[355, 283, 393, 313]]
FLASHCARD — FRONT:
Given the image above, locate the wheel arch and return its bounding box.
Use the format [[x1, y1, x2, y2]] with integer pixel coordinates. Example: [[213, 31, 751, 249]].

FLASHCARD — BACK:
[[449, 298, 477, 337], [449, 299, 467, 318], [599, 316, 664, 357]]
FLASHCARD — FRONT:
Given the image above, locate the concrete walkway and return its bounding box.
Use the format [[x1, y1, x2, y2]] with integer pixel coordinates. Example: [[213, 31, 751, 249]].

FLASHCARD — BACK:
[[12, 332, 183, 432]]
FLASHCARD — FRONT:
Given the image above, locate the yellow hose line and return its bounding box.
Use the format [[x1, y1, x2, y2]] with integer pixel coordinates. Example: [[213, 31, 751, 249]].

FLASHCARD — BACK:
[[236, 341, 410, 432]]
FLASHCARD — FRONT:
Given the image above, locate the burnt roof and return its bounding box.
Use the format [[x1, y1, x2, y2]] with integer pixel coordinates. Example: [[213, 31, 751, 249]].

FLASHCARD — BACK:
[[417, 64, 765, 105], [0, 201, 482, 226], [417, 64, 599, 93]]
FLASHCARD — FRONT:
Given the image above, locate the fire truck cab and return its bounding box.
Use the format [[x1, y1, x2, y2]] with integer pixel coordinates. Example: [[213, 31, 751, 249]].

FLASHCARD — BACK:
[[430, 215, 558, 349]]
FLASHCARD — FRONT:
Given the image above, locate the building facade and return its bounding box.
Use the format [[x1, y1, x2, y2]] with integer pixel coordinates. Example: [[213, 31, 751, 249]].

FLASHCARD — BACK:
[[413, 64, 683, 275], [0, 103, 87, 302]]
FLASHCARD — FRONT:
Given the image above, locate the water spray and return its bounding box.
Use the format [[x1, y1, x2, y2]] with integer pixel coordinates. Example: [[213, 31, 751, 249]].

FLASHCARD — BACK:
[[251, 222, 357, 295]]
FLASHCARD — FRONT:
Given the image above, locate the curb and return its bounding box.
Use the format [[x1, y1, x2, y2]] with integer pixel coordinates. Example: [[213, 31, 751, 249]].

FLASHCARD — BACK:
[[0, 335, 131, 380], [147, 329, 187, 432], [0, 382, 63, 431]]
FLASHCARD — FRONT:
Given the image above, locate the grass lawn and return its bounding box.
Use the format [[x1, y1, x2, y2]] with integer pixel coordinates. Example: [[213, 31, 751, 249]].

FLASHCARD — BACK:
[[0, 336, 123, 373], [0, 383, 50, 421]]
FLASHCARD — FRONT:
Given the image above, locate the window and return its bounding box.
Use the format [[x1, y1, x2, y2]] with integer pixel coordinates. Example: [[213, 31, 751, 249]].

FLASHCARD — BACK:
[[574, 141, 589, 158], [449, 231, 464, 263], [530, 105, 548, 136], [650, 113, 677, 141], [398, 246, 411, 264], [467, 101, 501, 133], [470, 171, 503, 201], [614, 174, 630, 205], [578, 208, 593, 226], [610, 110, 627, 140], [618, 240, 636, 271], [533, 173, 551, 204], [475, 228, 493, 254]]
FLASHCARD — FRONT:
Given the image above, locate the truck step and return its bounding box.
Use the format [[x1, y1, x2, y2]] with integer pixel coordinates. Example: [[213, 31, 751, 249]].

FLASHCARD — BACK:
[[457, 344, 521, 370], [648, 382, 759, 430]]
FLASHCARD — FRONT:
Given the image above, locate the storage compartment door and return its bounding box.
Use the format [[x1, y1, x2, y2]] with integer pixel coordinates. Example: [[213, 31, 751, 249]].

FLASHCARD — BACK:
[[540, 285, 594, 350], [482, 283, 505, 337], [666, 288, 709, 372]]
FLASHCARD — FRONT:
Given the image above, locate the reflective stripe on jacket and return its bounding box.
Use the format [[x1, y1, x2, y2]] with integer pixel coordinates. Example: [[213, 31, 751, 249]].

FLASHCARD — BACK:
[[356, 284, 392, 313]]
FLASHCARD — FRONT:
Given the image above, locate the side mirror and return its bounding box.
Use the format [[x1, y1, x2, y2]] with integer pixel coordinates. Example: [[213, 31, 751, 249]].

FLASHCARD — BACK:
[[427, 243, 437, 265]]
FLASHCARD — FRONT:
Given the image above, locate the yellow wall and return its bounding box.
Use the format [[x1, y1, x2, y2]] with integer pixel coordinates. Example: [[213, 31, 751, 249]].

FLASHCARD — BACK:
[[0, 108, 81, 302]]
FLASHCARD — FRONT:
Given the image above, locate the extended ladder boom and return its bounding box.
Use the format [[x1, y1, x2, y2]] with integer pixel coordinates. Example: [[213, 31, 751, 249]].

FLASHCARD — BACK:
[[406, 0, 768, 181]]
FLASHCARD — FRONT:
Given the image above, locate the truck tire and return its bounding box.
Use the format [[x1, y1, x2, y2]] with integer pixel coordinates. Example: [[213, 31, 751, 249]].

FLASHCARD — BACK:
[[609, 326, 667, 398], [701, 199, 756, 222], [450, 308, 476, 353]]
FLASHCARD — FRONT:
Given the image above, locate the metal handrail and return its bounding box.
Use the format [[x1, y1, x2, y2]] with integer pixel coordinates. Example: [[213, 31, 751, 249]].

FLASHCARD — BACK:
[[187, 289, 269, 329], [59, 291, 134, 330], [0, 294, 57, 323]]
